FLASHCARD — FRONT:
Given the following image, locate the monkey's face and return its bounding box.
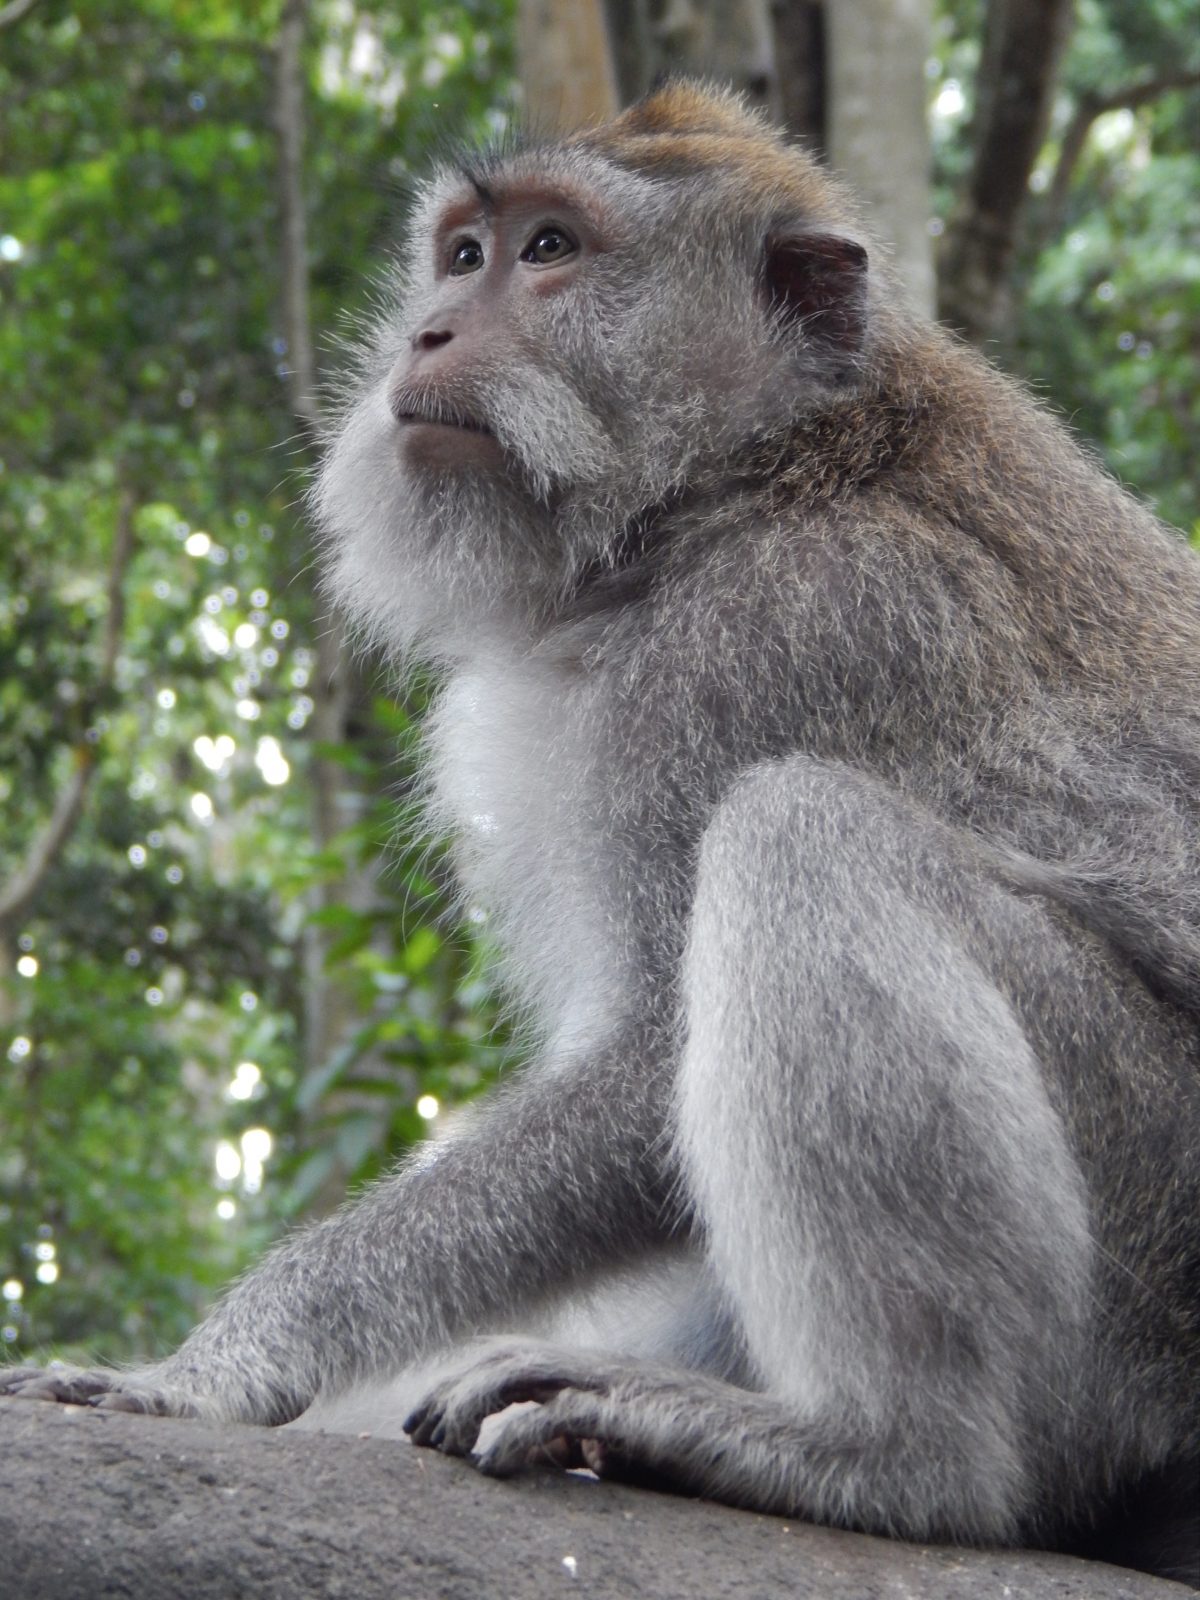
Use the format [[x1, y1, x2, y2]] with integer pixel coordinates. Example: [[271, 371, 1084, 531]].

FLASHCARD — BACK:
[[388, 177, 619, 497], [316, 114, 872, 653]]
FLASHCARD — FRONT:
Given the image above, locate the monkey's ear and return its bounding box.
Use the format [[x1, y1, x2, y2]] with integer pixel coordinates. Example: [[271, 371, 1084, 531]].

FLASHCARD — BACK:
[[764, 234, 868, 357]]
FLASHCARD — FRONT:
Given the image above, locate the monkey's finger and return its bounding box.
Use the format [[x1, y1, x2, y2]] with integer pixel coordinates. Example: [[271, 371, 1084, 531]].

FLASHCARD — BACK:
[[0, 1366, 51, 1395], [1, 1369, 114, 1405], [90, 1387, 169, 1415]]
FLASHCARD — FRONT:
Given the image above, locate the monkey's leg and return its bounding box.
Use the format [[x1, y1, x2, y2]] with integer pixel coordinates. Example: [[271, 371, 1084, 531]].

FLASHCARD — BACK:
[[675, 754, 1098, 1542], [0, 1039, 677, 1424], [407, 756, 1103, 1543]]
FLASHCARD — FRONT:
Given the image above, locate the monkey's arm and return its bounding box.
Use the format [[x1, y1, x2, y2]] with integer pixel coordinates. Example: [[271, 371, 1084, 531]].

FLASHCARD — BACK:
[[0, 1039, 675, 1424]]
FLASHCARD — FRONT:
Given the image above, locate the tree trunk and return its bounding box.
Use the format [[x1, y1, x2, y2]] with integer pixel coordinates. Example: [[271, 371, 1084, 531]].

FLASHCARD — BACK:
[[1033, 67, 1200, 254], [274, 0, 368, 1095], [825, 0, 935, 317], [0, 485, 136, 948], [598, 1, 932, 313], [518, 0, 619, 132], [603, 0, 779, 121], [937, 0, 1075, 345], [770, 0, 827, 154]]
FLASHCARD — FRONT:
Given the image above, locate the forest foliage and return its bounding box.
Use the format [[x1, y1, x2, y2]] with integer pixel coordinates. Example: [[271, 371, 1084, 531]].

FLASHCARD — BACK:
[[0, 0, 1196, 1362]]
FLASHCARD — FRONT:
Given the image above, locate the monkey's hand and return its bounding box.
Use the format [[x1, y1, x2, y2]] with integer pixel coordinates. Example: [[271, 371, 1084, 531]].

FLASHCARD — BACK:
[[0, 1361, 212, 1418], [403, 1339, 718, 1496]]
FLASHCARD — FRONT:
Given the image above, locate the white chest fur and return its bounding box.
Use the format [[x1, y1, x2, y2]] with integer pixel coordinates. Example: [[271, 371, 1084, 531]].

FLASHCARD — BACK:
[[426, 649, 626, 1058]]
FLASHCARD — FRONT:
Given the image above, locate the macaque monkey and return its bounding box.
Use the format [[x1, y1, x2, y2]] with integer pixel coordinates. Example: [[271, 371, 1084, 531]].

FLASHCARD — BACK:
[[4, 83, 1198, 1586]]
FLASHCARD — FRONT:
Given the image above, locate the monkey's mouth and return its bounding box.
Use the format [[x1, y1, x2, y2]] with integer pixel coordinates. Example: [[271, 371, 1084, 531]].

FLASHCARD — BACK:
[[391, 399, 494, 437]]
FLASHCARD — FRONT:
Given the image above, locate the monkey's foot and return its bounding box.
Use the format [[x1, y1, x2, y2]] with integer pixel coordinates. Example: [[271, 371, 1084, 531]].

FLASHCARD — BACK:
[[0, 1362, 200, 1417], [403, 1339, 714, 1494]]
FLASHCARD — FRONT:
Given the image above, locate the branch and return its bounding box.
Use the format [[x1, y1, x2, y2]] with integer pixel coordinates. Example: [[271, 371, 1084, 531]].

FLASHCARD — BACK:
[[98, 486, 135, 681], [0, 489, 136, 933], [0, 0, 38, 29], [271, 0, 368, 1082], [1039, 68, 1200, 244], [274, 0, 320, 434], [937, 0, 1074, 344], [518, 0, 618, 132]]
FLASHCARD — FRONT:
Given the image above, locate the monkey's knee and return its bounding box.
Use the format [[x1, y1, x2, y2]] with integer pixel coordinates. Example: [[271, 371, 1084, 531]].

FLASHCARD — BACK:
[[692, 758, 948, 975], [700, 755, 939, 891], [695, 754, 1033, 985]]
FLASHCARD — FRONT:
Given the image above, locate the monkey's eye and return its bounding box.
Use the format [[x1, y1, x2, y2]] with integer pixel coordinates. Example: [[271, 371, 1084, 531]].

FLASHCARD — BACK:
[[521, 227, 577, 266], [449, 240, 484, 276]]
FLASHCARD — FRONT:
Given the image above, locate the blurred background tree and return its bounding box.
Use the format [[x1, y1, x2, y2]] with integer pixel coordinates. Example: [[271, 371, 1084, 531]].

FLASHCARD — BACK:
[[0, 0, 516, 1360], [1, 0, 1196, 1364]]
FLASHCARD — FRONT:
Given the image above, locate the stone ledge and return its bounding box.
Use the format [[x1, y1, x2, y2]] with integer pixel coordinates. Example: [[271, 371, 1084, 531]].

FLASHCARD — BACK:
[[0, 1398, 1190, 1599]]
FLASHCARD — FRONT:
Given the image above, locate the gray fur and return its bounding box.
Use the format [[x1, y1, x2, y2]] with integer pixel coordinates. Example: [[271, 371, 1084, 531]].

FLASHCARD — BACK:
[[4, 86, 1198, 1584]]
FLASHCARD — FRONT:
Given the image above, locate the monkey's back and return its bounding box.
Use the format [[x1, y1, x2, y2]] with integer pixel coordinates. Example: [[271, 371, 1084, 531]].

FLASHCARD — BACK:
[[565, 327, 1200, 1032]]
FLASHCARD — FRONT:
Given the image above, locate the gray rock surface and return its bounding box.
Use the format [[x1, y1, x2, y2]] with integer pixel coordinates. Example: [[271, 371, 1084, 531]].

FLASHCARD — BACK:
[[0, 1397, 1190, 1599]]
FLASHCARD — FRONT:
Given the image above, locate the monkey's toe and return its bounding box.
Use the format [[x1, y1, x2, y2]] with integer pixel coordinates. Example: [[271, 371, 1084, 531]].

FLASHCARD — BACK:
[[403, 1383, 485, 1455], [474, 1390, 613, 1478], [406, 1342, 607, 1457], [401, 1397, 443, 1448]]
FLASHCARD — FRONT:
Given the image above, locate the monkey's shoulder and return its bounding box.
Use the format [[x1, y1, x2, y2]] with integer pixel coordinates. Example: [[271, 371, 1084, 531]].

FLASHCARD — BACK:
[[652, 397, 1200, 714]]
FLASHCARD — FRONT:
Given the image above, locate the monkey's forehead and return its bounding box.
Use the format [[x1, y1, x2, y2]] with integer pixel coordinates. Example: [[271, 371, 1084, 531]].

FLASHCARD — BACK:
[[411, 145, 664, 241], [409, 77, 857, 246], [409, 141, 851, 256]]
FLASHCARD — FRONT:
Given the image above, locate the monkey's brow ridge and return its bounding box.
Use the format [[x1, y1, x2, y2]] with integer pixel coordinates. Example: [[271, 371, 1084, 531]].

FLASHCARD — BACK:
[[459, 171, 497, 214]]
